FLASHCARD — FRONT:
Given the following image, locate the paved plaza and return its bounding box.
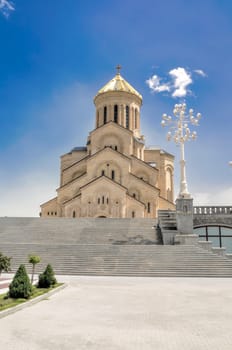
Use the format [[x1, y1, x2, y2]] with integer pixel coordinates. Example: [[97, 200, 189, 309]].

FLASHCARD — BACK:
[[0, 275, 232, 349]]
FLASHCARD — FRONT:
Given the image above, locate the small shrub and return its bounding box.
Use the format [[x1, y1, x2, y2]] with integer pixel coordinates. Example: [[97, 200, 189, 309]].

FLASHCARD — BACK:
[[0, 252, 11, 276], [9, 265, 32, 299], [38, 264, 57, 288]]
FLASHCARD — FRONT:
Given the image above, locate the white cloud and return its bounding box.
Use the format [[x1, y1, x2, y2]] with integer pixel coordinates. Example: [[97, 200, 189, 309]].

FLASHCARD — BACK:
[[0, 0, 14, 17], [169, 67, 192, 98], [147, 66, 206, 99], [193, 187, 232, 206], [194, 69, 207, 77], [146, 75, 170, 93]]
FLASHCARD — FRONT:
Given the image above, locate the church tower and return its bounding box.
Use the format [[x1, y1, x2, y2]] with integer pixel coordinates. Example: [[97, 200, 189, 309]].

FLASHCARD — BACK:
[[41, 68, 175, 218]]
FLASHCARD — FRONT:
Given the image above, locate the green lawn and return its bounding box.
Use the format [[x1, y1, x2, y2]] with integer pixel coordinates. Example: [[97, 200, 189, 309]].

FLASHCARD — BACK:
[[0, 283, 63, 312]]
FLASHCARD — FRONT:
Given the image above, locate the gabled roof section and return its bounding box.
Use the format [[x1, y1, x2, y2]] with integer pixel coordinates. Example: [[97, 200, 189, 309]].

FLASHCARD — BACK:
[[127, 193, 145, 207], [40, 197, 57, 208], [131, 155, 159, 173], [94, 73, 142, 101], [88, 145, 131, 163], [91, 120, 133, 136], [145, 147, 174, 159], [62, 193, 81, 205], [57, 172, 87, 191], [129, 173, 160, 193], [80, 175, 127, 192], [63, 155, 89, 172]]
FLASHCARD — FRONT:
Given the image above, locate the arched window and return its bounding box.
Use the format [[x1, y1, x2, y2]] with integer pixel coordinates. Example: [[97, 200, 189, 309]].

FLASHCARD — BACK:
[[73, 211, 76, 218], [102, 196, 105, 204], [101, 170, 105, 176], [115, 145, 118, 151], [111, 170, 115, 180], [126, 106, 130, 129], [132, 211, 135, 218], [104, 106, 107, 124], [135, 109, 138, 129], [133, 193, 136, 198], [147, 202, 151, 213], [114, 105, 118, 123]]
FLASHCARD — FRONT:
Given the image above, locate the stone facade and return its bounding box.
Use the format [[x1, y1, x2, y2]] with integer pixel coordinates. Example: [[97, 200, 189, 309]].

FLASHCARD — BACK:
[[40, 71, 175, 218]]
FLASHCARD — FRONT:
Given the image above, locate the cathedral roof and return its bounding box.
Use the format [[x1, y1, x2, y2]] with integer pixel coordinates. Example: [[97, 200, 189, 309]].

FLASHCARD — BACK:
[[95, 72, 142, 100]]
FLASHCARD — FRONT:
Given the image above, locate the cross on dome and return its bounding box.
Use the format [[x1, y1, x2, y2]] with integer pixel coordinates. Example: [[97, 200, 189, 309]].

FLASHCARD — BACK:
[[116, 64, 122, 74]]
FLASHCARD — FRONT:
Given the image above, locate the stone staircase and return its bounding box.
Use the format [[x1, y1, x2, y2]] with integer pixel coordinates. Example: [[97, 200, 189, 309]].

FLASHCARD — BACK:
[[158, 210, 178, 244], [1, 217, 232, 277], [0, 217, 158, 245], [1, 243, 232, 277]]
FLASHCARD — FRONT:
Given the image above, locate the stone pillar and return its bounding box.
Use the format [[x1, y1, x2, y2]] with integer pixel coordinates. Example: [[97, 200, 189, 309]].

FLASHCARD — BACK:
[[176, 197, 193, 235], [138, 110, 140, 131], [122, 105, 125, 126], [129, 106, 133, 131], [175, 197, 198, 246], [131, 107, 134, 130], [118, 104, 122, 125], [109, 105, 112, 121]]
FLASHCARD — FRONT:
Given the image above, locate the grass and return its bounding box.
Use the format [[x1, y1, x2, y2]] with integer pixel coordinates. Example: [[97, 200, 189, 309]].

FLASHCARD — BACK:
[[0, 283, 63, 312]]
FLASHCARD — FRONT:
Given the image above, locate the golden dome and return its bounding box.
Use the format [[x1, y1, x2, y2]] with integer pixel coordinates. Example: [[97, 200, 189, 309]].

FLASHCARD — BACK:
[[95, 72, 142, 101]]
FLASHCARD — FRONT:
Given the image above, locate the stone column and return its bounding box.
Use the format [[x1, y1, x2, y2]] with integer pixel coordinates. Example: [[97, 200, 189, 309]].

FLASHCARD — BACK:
[[176, 197, 193, 235], [122, 105, 125, 127], [109, 105, 112, 121], [118, 104, 122, 125], [129, 106, 133, 131], [175, 197, 198, 244], [131, 107, 134, 130], [138, 109, 140, 131]]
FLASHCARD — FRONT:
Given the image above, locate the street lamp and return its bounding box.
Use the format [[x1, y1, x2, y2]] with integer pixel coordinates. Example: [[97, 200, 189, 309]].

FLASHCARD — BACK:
[[161, 103, 201, 199]]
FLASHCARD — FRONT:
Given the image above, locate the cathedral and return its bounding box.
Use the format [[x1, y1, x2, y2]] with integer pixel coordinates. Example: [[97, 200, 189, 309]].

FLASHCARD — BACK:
[[40, 68, 175, 218]]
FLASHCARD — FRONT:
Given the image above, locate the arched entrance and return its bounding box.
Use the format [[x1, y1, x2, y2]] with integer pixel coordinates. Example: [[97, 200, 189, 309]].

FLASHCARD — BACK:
[[194, 224, 232, 252]]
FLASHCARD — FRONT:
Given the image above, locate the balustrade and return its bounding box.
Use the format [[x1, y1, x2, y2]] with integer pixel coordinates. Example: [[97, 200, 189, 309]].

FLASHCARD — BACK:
[[194, 206, 232, 215]]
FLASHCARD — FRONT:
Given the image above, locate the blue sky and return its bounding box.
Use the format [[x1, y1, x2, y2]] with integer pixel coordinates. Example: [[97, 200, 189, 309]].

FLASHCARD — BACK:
[[0, 0, 232, 216]]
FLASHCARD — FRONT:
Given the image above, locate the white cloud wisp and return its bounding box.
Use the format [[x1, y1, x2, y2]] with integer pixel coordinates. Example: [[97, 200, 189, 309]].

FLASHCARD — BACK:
[[194, 69, 207, 77], [146, 75, 170, 94], [0, 0, 14, 17]]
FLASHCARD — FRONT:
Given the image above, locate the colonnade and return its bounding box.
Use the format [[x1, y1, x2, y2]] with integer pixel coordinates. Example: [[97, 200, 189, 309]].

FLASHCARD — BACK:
[[96, 104, 140, 131]]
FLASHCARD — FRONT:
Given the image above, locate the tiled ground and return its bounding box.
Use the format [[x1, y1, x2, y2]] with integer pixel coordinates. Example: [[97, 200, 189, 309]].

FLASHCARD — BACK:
[[1, 275, 232, 350]]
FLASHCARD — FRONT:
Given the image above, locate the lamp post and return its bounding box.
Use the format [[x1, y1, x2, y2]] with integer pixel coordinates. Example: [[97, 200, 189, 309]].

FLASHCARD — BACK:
[[161, 103, 201, 199], [161, 103, 202, 237]]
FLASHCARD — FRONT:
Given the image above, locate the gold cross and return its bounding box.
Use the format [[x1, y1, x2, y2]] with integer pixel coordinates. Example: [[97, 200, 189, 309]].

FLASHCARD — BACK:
[[116, 64, 122, 74]]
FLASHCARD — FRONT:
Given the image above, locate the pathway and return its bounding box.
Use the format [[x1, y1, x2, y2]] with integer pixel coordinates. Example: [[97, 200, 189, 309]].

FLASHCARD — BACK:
[[0, 275, 232, 349]]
